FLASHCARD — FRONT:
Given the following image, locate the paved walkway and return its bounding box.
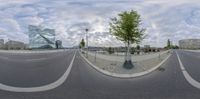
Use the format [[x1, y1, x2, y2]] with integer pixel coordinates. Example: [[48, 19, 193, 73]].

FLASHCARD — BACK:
[[82, 50, 170, 74], [85, 50, 169, 62]]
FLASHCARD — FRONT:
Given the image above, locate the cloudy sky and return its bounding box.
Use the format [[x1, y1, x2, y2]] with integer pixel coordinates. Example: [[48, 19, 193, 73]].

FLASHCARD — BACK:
[[0, 0, 200, 47]]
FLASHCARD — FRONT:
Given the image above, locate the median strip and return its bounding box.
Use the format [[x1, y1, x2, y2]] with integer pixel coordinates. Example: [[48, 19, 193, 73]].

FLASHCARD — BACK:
[[80, 50, 171, 78]]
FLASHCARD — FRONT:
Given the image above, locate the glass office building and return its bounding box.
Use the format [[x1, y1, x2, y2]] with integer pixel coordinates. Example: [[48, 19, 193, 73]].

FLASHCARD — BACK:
[[28, 25, 56, 48]]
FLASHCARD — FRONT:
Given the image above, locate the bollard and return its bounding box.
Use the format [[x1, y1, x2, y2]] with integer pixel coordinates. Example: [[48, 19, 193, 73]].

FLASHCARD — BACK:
[[95, 50, 97, 62], [159, 53, 161, 60]]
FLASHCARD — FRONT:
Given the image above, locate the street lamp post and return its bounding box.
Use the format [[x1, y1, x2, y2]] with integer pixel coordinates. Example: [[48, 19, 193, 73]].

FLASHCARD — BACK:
[[85, 28, 89, 58]]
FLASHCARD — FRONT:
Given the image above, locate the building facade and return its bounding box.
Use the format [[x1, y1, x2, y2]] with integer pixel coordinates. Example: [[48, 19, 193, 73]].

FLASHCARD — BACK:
[[29, 25, 56, 49], [4, 40, 26, 50], [0, 39, 4, 49], [179, 39, 200, 49]]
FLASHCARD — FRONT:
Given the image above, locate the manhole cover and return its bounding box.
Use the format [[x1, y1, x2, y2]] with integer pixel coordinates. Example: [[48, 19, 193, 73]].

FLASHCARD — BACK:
[[111, 63, 116, 65], [158, 67, 165, 72]]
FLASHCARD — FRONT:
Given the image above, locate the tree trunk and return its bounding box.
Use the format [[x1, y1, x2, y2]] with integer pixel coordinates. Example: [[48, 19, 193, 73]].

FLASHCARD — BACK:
[[123, 41, 134, 69], [127, 42, 131, 61]]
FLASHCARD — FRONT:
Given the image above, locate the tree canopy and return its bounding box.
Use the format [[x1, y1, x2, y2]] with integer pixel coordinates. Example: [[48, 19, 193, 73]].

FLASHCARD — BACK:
[[79, 39, 85, 48], [109, 10, 145, 44], [167, 39, 171, 49]]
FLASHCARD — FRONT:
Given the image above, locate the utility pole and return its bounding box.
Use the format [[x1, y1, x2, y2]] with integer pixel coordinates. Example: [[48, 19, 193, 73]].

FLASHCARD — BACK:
[[86, 28, 89, 58]]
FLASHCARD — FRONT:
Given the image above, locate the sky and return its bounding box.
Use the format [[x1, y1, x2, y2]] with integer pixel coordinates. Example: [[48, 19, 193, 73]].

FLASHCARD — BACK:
[[0, 0, 200, 47]]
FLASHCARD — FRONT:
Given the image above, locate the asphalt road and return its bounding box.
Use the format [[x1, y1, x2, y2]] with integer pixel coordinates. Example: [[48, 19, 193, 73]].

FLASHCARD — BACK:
[[0, 49, 199, 99], [0, 50, 74, 87], [176, 50, 200, 82]]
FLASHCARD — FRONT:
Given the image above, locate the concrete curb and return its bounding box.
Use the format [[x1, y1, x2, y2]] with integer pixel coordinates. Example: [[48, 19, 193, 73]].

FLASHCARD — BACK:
[[79, 51, 171, 78], [184, 50, 200, 53]]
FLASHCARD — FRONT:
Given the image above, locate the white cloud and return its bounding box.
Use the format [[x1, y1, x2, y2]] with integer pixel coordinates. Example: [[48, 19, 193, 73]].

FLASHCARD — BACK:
[[0, 0, 200, 47]]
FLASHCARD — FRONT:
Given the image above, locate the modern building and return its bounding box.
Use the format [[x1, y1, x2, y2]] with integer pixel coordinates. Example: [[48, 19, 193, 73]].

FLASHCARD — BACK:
[[144, 45, 150, 49], [0, 39, 4, 49], [4, 40, 26, 50], [28, 25, 56, 49], [179, 39, 200, 49]]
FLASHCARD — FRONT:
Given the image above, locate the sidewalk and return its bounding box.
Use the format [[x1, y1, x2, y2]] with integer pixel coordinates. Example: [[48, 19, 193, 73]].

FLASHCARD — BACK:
[[184, 50, 200, 53], [80, 50, 171, 77], [87, 50, 169, 62]]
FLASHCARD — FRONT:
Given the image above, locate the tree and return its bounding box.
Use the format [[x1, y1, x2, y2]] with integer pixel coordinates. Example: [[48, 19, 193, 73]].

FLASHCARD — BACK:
[[56, 41, 59, 49], [55, 40, 62, 49], [131, 47, 135, 54], [136, 45, 140, 55], [167, 39, 171, 49], [107, 47, 114, 54], [80, 39, 85, 49], [109, 10, 145, 69], [171, 45, 179, 49]]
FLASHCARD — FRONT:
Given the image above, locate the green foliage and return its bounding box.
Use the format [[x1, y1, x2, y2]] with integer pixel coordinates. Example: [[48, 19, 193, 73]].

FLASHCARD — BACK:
[[136, 45, 140, 50], [107, 47, 114, 54], [136, 45, 140, 54], [109, 10, 145, 44], [165, 39, 179, 49], [144, 48, 149, 53], [79, 39, 85, 48], [131, 47, 135, 54], [171, 45, 179, 49], [152, 49, 156, 52], [167, 39, 171, 49]]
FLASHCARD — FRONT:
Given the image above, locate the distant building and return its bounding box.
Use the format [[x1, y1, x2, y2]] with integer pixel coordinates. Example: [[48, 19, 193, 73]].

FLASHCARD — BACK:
[[179, 39, 200, 49], [28, 25, 56, 49], [144, 45, 150, 49], [5, 40, 26, 50], [0, 39, 4, 49]]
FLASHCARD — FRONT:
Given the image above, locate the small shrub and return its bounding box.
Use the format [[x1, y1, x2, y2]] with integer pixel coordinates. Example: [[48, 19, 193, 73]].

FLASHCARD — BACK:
[[108, 47, 114, 54]]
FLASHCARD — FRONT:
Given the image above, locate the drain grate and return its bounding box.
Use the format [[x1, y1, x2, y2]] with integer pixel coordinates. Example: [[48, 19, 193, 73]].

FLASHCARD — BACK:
[[158, 67, 165, 72], [110, 63, 117, 65]]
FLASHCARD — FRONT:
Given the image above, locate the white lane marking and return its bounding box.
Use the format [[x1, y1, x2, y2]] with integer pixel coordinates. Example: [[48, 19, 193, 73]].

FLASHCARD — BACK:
[[176, 51, 200, 89], [0, 50, 77, 92]]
